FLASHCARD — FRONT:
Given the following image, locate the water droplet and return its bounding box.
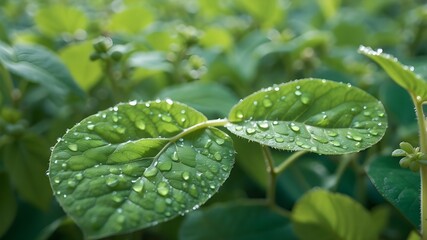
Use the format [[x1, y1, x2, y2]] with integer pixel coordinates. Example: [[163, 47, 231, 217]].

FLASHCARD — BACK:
[[68, 144, 78, 152], [301, 95, 311, 104], [54, 177, 61, 184], [112, 195, 123, 203], [171, 151, 179, 161], [275, 137, 285, 143], [132, 181, 144, 193], [166, 98, 174, 105], [204, 139, 212, 149], [331, 141, 341, 147], [67, 180, 77, 188], [75, 173, 83, 180], [157, 182, 170, 196], [263, 98, 273, 108], [189, 185, 198, 197], [181, 118, 186, 122], [295, 90, 302, 96], [258, 122, 269, 130], [215, 138, 225, 145], [113, 106, 119, 111], [162, 115, 172, 122], [129, 100, 137, 106], [145, 102, 151, 107], [327, 130, 338, 137], [158, 161, 172, 171], [87, 124, 95, 130], [214, 152, 222, 161], [112, 115, 119, 122], [363, 111, 371, 117], [369, 129, 379, 136], [61, 163, 67, 169], [253, 101, 258, 106], [143, 167, 158, 177], [182, 171, 190, 180], [236, 111, 244, 119], [246, 128, 256, 134], [289, 123, 300, 132], [106, 177, 119, 187], [116, 126, 126, 134], [135, 120, 146, 130]]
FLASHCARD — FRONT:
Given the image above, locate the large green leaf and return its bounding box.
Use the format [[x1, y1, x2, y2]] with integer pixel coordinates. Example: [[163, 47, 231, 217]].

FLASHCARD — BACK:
[[49, 100, 234, 238], [292, 189, 383, 240], [107, 7, 154, 34], [0, 42, 84, 97], [179, 201, 295, 240], [359, 46, 427, 102], [367, 156, 420, 228], [59, 41, 102, 92], [227, 79, 387, 155], [3, 134, 52, 210], [157, 82, 239, 118], [0, 172, 16, 237], [34, 5, 87, 37]]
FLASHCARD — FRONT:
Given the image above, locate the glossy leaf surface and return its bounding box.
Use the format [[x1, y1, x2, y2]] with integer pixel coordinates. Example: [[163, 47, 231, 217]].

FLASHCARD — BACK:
[[179, 201, 295, 240], [359, 46, 427, 102], [227, 79, 387, 154], [292, 189, 382, 240], [367, 156, 420, 228], [49, 100, 234, 238]]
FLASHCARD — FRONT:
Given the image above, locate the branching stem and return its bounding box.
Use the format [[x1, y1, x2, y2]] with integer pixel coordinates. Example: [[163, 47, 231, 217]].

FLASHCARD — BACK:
[[262, 146, 276, 207]]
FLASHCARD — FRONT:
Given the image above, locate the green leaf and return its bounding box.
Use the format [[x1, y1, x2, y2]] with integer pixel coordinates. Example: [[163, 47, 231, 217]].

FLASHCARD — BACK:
[[227, 79, 387, 155], [108, 7, 154, 34], [367, 156, 420, 228], [292, 189, 381, 240], [200, 27, 233, 51], [359, 46, 427, 102], [0, 42, 84, 97], [158, 82, 239, 118], [3, 134, 52, 210], [49, 100, 234, 239], [236, 0, 284, 27], [179, 201, 295, 240], [34, 5, 87, 37], [59, 41, 102, 91], [0, 172, 17, 237]]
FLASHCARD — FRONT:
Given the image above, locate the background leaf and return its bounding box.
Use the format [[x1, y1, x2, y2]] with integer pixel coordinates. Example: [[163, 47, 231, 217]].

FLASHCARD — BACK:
[[2, 134, 52, 210], [179, 201, 295, 240], [359, 46, 427, 102], [158, 82, 239, 118], [49, 100, 234, 238], [0, 172, 17, 237], [59, 41, 102, 92], [292, 189, 382, 240], [367, 156, 420, 228], [0, 43, 84, 97], [107, 7, 154, 34], [34, 5, 87, 37], [227, 79, 387, 154]]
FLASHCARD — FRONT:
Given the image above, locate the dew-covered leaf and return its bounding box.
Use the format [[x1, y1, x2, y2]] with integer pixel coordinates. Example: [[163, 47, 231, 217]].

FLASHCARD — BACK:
[[367, 156, 420, 228], [227, 79, 387, 155], [359, 46, 427, 102], [179, 201, 295, 240], [292, 189, 382, 240], [49, 100, 234, 239]]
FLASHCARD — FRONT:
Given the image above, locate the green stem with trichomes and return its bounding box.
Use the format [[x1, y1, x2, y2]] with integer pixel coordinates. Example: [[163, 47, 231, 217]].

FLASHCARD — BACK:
[[413, 94, 427, 239], [262, 146, 277, 207]]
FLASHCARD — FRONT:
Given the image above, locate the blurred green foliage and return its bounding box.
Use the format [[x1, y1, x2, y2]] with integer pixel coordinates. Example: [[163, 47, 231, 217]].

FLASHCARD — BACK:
[[0, 0, 426, 239]]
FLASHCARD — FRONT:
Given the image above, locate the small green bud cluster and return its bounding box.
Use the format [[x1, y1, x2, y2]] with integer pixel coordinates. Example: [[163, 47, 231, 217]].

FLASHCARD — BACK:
[[392, 142, 426, 172], [90, 36, 126, 62]]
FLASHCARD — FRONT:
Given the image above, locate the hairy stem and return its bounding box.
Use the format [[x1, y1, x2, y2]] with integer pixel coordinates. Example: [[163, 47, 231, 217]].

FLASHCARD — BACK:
[[262, 146, 277, 207], [413, 95, 427, 239]]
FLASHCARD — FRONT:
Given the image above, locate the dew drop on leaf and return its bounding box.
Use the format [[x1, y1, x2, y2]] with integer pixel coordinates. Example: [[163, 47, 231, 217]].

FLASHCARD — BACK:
[[87, 124, 95, 130], [75, 173, 83, 180], [157, 182, 170, 196], [132, 181, 144, 193], [214, 152, 222, 161], [262, 98, 273, 108], [289, 123, 300, 132], [171, 151, 179, 161], [246, 128, 256, 134], [143, 167, 158, 177], [215, 138, 225, 145], [189, 185, 199, 197], [257, 122, 269, 130], [158, 161, 172, 171], [68, 144, 78, 151], [275, 137, 285, 143], [106, 177, 119, 187], [135, 120, 146, 130], [182, 171, 190, 180], [161, 115, 172, 122]]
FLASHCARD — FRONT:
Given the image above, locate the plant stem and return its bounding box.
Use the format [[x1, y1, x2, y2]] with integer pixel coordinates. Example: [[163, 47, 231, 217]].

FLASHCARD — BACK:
[[167, 118, 229, 142], [413, 95, 427, 239], [262, 146, 277, 207], [274, 151, 307, 174], [0, 62, 15, 105], [330, 156, 353, 191]]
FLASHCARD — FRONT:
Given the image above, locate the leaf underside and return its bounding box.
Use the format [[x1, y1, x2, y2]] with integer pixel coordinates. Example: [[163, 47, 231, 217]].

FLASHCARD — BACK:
[[49, 100, 234, 239], [227, 78, 387, 155]]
